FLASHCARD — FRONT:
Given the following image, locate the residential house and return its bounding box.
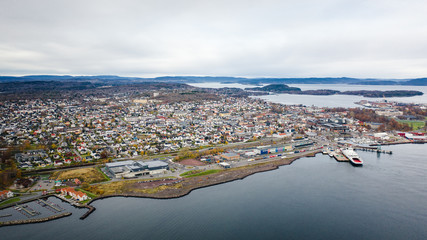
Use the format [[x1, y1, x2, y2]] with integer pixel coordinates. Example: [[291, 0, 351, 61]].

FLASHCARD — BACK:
[[0, 190, 14, 200]]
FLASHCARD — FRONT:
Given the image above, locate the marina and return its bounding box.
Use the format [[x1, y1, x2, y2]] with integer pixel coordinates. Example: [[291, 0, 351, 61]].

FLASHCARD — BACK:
[[15, 204, 40, 217], [0, 196, 85, 226], [36, 199, 64, 213]]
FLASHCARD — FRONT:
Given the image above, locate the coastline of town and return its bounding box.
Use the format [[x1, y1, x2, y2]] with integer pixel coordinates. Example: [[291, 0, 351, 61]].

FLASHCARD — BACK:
[[1, 84, 426, 227], [2, 149, 320, 226], [3, 139, 426, 226]]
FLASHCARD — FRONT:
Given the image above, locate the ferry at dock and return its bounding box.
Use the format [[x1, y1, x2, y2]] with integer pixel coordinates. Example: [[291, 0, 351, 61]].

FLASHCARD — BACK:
[[341, 148, 363, 166]]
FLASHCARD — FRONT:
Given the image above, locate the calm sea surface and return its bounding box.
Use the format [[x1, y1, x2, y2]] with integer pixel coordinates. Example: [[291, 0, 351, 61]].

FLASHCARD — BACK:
[[2, 144, 427, 240], [188, 82, 427, 107]]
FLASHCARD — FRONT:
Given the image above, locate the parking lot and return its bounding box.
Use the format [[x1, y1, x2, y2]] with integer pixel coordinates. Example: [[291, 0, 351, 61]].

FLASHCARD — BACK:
[[29, 180, 55, 191]]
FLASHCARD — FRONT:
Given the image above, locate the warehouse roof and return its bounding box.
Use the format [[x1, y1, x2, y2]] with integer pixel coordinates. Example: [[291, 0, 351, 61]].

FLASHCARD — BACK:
[[146, 160, 168, 169], [106, 160, 135, 168]]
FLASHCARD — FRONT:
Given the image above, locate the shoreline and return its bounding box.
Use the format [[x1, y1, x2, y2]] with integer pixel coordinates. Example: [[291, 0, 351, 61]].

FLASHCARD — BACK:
[[0, 150, 319, 227], [81, 150, 321, 218], [77, 141, 425, 219], [2, 141, 423, 226], [376, 140, 426, 146]]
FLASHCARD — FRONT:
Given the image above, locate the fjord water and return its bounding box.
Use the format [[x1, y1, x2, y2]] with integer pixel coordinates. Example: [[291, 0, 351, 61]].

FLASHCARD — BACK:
[[261, 84, 427, 107], [188, 83, 427, 107], [3, 144, 427, 240]]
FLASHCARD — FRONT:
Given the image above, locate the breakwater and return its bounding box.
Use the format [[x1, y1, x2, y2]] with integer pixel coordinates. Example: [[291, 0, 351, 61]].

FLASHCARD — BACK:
[[79, 205, 96, 220], [0, 212, 71, 227], [50, 194, 96, 220]]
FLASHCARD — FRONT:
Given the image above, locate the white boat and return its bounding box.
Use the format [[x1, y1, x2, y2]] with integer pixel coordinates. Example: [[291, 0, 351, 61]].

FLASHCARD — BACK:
[[341, 148, 363, 166]]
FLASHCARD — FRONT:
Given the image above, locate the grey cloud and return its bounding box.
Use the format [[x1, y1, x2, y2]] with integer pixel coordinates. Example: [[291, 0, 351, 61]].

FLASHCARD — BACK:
[[1, 0, 427, 78]]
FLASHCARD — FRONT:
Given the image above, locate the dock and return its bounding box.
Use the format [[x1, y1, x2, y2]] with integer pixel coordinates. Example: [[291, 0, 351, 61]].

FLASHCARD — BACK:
[[37, 199, 63, 212], [15, 204, 39, 217], [355, 147, 392, 154], [324, 149, 349, 162], [332, 152, 349, 162]]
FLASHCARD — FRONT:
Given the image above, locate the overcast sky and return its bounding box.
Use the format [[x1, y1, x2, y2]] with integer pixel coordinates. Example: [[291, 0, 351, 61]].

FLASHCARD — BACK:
[[1, 0, 427, 78]]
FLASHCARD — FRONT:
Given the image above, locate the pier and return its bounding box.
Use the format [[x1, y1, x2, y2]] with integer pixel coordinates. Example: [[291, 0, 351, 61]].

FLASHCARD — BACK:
[[355, 147, 392, 154], [15, 204, 39, 217], [37, 199, 63, 212]]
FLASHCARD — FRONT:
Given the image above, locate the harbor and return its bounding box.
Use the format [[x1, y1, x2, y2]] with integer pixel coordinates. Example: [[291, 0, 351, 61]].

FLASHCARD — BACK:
[[324, 145, 392, 164], [0, 196, 84, 227]]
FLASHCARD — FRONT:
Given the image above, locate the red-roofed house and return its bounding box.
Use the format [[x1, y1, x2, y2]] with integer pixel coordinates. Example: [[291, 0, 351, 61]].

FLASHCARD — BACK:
[[0, 190, 14, 200], [74, 179, 81, 185], [60, 187, 88, 201]]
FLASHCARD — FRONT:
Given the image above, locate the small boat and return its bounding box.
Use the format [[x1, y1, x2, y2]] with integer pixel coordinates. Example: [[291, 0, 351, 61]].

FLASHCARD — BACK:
[[341, 148, 363, 166]]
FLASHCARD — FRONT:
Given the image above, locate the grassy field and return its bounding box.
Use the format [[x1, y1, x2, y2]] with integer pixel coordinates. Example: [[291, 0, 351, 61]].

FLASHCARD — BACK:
[[398, 120, 426, 130], [96, 167, 111, 181], [85, 179, 182, 196], [180, 169, 222, 178], [0, 197, 21, 207], [50, 167, 109, 184], [40, 174, 50, 180], [75, 188, 98, 199]]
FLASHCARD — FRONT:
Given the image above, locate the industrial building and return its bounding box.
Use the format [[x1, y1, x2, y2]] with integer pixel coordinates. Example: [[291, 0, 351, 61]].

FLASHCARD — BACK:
[[106, 160, 169, 178]]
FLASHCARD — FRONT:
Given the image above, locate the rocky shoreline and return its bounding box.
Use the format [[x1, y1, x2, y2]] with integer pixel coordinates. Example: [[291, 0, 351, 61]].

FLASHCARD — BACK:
[[80, 150, 321, 219], [9, 143, 421, 225], [79, 141, 425, 219], [0, 151, 319, 227], [3, 142, 422, 226]]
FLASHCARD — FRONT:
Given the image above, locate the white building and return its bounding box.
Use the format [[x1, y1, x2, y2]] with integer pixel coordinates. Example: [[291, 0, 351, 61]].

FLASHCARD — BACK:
[[106, 160, 169, 178]]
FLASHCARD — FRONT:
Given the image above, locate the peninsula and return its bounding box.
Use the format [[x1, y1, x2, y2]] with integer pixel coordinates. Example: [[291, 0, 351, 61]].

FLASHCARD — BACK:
[[245, 84, 424, 97]]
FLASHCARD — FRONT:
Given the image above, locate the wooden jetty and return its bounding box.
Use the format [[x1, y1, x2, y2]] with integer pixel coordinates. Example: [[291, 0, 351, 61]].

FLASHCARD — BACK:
[[15, 204, 37, 216], [38, 199, 62, 212]]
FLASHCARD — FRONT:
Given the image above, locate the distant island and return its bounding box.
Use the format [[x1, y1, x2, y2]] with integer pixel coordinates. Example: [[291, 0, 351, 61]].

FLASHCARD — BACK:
[[245, 84, 424, 98], [246, 84, 301, 92]]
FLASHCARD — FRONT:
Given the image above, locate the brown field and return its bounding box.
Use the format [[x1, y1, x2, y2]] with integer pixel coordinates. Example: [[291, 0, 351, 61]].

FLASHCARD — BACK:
[[86, 179, 183, 196], [180, 158, 206, 166], [50, 167, 107, 184]]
